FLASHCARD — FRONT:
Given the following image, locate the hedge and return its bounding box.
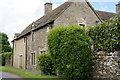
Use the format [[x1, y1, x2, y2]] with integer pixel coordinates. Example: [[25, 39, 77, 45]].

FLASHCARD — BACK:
[[37, 52, 55, 75], [89, 16, 120, 52], [47, 25, 93, 79], [1, 52, 12, 66]]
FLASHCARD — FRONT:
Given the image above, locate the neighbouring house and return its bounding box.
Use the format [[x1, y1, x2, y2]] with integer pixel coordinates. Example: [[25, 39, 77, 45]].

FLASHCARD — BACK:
[[12, 0, 119, 71]]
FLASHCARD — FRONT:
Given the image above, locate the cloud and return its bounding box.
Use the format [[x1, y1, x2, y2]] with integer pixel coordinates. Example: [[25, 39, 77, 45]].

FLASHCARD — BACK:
[[88, 0, 119, 2], [0, 0, 61, 45], [0, 0, 118, 46]]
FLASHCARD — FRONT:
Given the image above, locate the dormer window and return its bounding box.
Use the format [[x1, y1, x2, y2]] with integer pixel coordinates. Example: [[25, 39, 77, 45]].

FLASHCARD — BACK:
[[32, 22, 35, 30]]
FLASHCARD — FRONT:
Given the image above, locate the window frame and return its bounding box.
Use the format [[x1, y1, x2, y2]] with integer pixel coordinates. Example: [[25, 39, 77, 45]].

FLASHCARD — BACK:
[[31, 31, 35, 42], [31, 52, 36, 66], [78, 23, 85, 28]]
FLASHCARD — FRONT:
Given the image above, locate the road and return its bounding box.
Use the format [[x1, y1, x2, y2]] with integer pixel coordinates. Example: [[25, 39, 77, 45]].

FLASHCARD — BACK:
[[0, 72, 20, 78]]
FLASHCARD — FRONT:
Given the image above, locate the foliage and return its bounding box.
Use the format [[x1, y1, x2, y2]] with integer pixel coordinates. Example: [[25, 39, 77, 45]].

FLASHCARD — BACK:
[[1, 52, 12, 66], [89, 16, 120, 52], [2, 52, 12, 60], [37, 52, 55, 75], [0, 32, 11, 53], [47, 25, 93, 79]]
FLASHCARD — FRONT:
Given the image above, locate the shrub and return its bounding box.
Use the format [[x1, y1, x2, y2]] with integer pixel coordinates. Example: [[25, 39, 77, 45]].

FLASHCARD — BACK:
[[47, 25, 93, 79], [1, 52, 12, 66], [89, 16, 120, 52], [37, 52, 55, 75]]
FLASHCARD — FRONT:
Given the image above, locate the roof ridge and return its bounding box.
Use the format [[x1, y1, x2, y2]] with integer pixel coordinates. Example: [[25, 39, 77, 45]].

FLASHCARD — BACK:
[[16, 2, 73, 39], [95, 10, 116, 14], [36, 2, 73, 24]]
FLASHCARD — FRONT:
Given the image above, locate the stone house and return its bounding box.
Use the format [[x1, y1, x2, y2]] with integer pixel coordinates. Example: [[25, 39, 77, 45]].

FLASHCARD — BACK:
[[12, 0, 120, 70]]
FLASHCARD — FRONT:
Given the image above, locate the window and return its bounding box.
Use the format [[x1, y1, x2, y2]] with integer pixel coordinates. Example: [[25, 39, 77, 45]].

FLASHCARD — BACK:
[[19, 55, 23, 68], [47, 27, 50, 32], [31, 53, 36, 65], [96, 20, 100, 23], [32, 32, 34, 42], [14, 42, 16, 50], [24, 37, 26, 43], [79, 23, 85, 28], [40, 51, 46, 54]]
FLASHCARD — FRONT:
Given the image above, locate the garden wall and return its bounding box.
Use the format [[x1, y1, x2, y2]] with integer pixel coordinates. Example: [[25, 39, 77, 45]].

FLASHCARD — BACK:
[[93, 51, 120, 80]]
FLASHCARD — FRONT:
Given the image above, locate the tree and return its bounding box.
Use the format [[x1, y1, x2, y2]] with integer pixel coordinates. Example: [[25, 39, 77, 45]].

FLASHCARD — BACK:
[[0, 32, 12, 66], [47, 25, 93, 79], [0, 32, 11, 53]]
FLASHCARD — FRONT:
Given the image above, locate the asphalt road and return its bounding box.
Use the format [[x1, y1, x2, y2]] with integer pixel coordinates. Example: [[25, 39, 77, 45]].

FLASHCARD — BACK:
[[0, 72, 20, 78]]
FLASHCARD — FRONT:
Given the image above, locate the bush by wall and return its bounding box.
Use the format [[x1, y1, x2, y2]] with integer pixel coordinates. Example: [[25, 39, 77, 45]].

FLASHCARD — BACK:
[[89, 16, 120, 52], [37, 52, 55, 75], [1, 52, 12, 66], [47, 25, 93, 79]]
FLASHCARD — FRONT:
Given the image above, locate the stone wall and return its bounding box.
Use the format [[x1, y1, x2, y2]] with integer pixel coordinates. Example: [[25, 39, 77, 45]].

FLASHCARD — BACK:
[[54, 2, 101, 28], [13, 38, 26, 69], [93, 51, 120, 80], [26, 25, 49, 70]]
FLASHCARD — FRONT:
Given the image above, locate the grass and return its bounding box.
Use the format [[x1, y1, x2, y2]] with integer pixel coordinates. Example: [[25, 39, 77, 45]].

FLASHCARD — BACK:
[[0, 66, 59, 78]]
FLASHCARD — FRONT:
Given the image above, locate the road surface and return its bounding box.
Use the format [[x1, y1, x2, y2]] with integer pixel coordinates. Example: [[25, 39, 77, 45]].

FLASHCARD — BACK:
[[0, 72, 20, 78]]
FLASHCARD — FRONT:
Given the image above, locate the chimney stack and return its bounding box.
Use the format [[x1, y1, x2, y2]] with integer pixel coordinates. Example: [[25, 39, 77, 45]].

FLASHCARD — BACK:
[[44, 2, 52, 15], [116, 1, 120, 16]]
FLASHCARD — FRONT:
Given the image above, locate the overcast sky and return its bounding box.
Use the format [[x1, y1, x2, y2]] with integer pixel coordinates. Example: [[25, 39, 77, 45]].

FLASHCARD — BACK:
[[0, 0, 119, 46]]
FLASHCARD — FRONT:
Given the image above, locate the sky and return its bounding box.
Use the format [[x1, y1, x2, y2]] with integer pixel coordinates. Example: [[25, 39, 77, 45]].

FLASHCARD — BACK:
[[0, 0, 119, 46]]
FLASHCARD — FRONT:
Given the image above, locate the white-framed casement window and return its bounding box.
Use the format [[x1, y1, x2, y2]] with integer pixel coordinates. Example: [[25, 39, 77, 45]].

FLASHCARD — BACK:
[[31, 52, 36, 65]]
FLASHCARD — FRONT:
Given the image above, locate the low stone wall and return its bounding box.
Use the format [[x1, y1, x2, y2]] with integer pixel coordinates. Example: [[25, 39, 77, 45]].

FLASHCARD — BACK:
[[93, 51, 120, 80]]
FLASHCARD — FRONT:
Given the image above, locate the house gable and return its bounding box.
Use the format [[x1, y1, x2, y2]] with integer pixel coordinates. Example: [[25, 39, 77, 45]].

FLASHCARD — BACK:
[[54, 2, 102, 28]]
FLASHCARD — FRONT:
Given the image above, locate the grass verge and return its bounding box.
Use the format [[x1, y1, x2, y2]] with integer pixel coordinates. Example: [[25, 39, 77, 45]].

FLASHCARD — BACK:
[[0, 66, 58, 78]]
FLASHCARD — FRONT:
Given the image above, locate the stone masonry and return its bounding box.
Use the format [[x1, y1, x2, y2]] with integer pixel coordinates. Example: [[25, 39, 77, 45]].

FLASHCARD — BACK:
[[93, 51, 120, 80]]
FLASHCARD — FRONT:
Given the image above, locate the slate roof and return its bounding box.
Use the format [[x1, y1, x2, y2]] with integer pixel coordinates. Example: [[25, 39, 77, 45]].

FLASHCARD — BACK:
[[15, 2, 116, 40], [95, 10, 116, 21], [16, 2, 73, 39]]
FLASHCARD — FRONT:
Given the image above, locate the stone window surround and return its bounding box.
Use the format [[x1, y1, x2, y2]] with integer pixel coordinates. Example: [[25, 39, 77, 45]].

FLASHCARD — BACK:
[[78, 23, 86, 28], [31, 31, 35, 42], [31, 51, 36, 66]]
